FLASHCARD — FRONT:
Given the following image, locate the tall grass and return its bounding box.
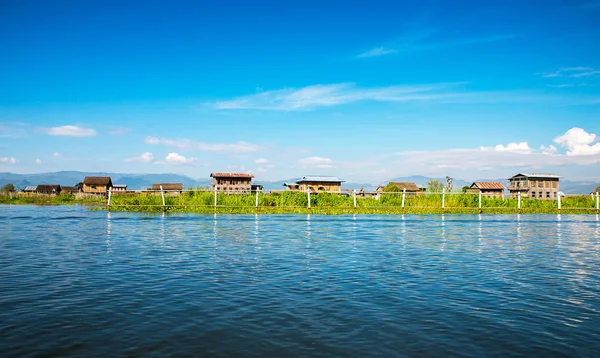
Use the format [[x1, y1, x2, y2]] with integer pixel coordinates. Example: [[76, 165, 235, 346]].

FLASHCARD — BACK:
[[2, 190, 598, 214]]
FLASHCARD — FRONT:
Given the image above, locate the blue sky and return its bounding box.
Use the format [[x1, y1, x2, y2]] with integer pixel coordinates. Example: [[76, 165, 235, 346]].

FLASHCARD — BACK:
[[1, 0, 600, 183]]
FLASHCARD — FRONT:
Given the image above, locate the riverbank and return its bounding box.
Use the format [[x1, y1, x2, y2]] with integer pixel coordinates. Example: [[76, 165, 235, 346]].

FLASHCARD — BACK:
[[1, 191, 598, 214]]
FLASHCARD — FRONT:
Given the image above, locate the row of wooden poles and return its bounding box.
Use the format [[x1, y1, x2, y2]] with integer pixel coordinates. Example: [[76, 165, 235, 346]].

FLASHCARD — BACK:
[[107, 186, 600, 212]]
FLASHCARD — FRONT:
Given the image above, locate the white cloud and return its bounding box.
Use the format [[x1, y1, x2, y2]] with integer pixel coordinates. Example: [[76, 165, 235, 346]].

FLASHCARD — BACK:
[[254, 158, 268, 164], [540, 145, 558, 155], [124, 152, 155, 163], [356, 29, 515, 59], [299, 157, 334, 169], [494, 142, 532, 153], [35, 158, 42, 164], [393, 129, 600, 177], [43, 125, 97, 137], [540, 67, 599, 78], [356, 47, 398, 58], [109, 127, 131, 136], [53, 152, 60, 157], [256, 164, 276, 172], [0, 157, 17, 164], [554, 127, 600, 155], [210, 82, 471, 111], [144, 136, 262, 153], [164, 152, 197, 165]]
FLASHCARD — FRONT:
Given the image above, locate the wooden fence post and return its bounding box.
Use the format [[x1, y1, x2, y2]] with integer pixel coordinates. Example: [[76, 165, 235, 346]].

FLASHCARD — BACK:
[[401, 188, 406, 209], [307, 188, 311, 208], [107, 187, 112, 210], [596, 192, 599, 211], [518, 192, 521, 210], [558, 193, 561, 211], [353, 190, 357, 208], [255, 189, 259, 208], [214, 185, 218, 207], [160, 185, 166, 211], [478, 192, 482, 212], [442, 187, 445, 209]]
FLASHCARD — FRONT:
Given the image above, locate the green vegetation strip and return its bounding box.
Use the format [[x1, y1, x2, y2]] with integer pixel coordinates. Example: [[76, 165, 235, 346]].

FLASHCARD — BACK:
[[2, 191, 598, 214]]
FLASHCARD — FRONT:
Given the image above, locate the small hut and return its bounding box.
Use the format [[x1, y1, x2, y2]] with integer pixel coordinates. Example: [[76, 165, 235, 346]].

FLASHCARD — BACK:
[[61, 186, 80, 195], [82, 176, 113, 194], [467, 182, 505, 198], [151, 183, 183, 191], [36, 184, 61, 195]]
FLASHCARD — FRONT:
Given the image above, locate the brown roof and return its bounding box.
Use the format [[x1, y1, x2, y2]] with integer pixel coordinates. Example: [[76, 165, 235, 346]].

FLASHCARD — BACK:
[[61, 186, 79, 193], [390, 182, 420, 191], [83, 176, 112, 186], [471, 182, 505, 190], [210, 172, 254, 179], [151, 183, 183, 191], [36, 184, 61, 192]]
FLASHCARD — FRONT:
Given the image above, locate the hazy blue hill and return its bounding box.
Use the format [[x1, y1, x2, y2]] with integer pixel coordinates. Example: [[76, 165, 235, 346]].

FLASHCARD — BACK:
[[0, 171, 210, 190], [0, 172, 597, 194]]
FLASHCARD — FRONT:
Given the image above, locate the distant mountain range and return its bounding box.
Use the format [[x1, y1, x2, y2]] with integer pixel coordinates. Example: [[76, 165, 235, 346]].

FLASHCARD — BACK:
[[0, 171, 597, 194]]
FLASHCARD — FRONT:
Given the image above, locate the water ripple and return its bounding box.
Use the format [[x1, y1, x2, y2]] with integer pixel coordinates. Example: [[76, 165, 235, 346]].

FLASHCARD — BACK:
[[1, 205, 599, 357]]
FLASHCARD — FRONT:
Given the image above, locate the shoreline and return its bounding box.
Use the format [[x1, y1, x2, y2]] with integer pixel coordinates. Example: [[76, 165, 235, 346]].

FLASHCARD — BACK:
[[1, 202, 598, 215]]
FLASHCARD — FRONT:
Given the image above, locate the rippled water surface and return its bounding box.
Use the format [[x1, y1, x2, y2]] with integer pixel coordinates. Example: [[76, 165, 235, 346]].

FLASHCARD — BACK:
[[1, 205, 600, 357]]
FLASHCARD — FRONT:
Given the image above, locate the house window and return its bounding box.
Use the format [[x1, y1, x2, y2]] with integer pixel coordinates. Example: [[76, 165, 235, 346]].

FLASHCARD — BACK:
[[546, 192, 550, 198]]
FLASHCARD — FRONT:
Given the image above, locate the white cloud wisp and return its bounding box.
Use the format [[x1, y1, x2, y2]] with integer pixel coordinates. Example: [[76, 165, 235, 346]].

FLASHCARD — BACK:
[[43, 125, 97, 137], [0, 157, 17, 164], [145, 136, 262, 153], [124, 152, 155, 163], [299, 157, 334, 169], [211, 82, 470, 111]]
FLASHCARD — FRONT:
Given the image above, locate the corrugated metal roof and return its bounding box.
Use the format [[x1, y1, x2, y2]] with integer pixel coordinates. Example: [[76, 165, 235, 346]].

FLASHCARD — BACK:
[[297, 176, 344, 183], [24, 185, 37, 191], [112, 184, 127, 188], [472, 182, 505, 190], [508, 173, 561, 179], [359, 186, 379, 193], [210, 172, 254, 178]]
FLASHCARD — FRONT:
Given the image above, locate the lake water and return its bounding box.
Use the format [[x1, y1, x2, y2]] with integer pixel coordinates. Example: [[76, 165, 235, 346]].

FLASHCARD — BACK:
[[1, 205, 599, 357]]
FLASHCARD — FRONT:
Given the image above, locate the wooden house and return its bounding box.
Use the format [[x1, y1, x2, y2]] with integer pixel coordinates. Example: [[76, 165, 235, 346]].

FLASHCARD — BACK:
[[508, 173, 560, 200], [357, 186, 379, 198], [377, 182, 421, 194], [61, 186, 80, 195], [210, 173, 254, 193], [467, 182, 505, 198], [295, 176, 344, 193], [283, 182, 300, 191], [36, 184, 61, 195], [82, 176, 113, 194], [151, 183, 182, 191], [23, 185, 37, 193], [112, 184, 128, 192]]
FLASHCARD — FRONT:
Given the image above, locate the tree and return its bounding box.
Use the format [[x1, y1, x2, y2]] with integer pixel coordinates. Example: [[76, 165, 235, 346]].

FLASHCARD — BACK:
[[1, 183, 15, 192], [383, 182, 402, 193], [461, 185, 470, 193], [427, 179, 444, 193]]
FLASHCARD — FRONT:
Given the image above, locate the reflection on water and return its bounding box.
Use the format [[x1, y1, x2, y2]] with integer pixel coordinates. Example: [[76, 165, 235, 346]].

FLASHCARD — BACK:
[[1, 206, 600, 357]]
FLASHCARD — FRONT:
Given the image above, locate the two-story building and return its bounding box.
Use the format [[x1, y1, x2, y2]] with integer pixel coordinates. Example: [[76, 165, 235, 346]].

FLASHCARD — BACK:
[[210, 173, 254, 193], [508, 173, 560, 199], [284, 176, 344, 193]]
